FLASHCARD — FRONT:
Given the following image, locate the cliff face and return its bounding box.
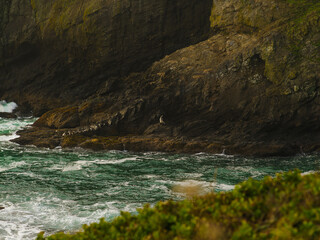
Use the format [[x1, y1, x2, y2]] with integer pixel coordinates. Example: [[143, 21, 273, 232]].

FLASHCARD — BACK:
[[7, 0, 320, 155], [0, 0, 212, 115]]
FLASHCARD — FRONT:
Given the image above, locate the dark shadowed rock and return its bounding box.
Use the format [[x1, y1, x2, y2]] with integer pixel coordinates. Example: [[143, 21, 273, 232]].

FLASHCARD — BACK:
[[0, 112, 17, 119], [7, 0, 320, 156], [0, 0, 212, 115]]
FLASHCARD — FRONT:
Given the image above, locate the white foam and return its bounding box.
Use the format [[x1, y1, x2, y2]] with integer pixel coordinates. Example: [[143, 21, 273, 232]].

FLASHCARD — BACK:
[[0, 117, 36, 143], [0, 161, 28, 173], [214, 154, 234, 158], [174, 180, 206, 187], [0, 122, 20, 132], [143, 152, 163, 156], [92, 157, 139, 165], [184, 173, 203, 178], [301, 170, 317, 176], [0, 194, 140, 240], [213, 151, 234, 158], [0, 167, 9, 172], [9, 161, 27, 168], [48, 165, 63, 171], [217, 183, 235, 191], [0, 133, 18, 141], [147, 184, 171, 194], [51, 160, 92, 172], [194, 152, 208, 156], [60, 158, 132, 172], [16, 172, 36, 178], [0, 205, 43, 240], [0, 100, 18, 113], [142, 174, 158, 179], [62, 165, 83, 172], [195, 151, 234, 158], [226, 166, 262, 178], [93, 159, 128, 165]]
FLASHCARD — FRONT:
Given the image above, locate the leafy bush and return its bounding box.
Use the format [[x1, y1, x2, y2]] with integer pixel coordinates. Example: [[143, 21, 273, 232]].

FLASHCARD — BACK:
[[37, 170, 320, 239]]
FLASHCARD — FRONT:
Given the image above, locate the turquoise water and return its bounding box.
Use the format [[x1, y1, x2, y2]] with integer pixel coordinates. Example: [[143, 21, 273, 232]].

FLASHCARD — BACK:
[[0, 116, 319, 239]]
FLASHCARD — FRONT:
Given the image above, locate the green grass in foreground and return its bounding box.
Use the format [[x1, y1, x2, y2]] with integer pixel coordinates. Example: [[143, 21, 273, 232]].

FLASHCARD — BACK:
[[37, 170, 320, 239]]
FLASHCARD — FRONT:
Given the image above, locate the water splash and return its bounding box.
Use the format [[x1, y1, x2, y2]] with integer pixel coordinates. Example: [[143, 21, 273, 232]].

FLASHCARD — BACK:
[[0, 100, 18, 113], [0, 117, 36, 141]]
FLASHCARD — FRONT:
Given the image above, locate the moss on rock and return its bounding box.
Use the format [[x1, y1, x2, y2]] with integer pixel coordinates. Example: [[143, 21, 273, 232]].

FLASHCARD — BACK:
[[30, 0, 103, 53], [34, 106, 79, 129]]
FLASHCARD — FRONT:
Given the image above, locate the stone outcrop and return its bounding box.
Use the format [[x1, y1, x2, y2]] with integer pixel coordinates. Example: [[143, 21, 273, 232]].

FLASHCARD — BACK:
[[0, 112, 17, 118], [6, 0, 320, 156], [0, 0, 212, 115]]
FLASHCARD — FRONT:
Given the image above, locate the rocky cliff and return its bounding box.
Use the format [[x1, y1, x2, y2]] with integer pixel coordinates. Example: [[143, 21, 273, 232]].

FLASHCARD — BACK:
[[4, 0, 320, 156], [0, 0, 212, 115]]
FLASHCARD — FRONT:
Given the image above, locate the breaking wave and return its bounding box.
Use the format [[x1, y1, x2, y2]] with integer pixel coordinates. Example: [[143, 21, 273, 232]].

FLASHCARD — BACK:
[[0, 117, 319, 239], [0, 100, 18, 113]]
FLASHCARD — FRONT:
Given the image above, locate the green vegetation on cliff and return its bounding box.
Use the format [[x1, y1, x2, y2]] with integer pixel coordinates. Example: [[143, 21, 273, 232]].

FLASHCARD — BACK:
[[210, 0, 320, 31], [37, 170, 320, 239], [30, 0, 101, 49], [210, 0, 320, 90]]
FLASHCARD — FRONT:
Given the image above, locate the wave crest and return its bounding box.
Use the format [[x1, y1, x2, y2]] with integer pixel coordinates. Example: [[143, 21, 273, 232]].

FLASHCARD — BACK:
[[0, 100, 18, 113]]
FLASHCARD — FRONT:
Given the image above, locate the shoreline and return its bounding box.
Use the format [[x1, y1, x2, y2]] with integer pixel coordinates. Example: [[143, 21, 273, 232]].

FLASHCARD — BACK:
[[12, 126, 320, 157]]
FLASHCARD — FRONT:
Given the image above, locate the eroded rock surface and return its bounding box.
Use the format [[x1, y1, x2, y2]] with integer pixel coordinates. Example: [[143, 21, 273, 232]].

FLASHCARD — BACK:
[[6, 0, 320, 155], [0, 0, 212, 115]]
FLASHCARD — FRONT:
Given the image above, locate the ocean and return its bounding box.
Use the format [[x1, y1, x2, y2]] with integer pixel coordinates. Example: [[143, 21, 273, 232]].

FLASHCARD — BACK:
[[0, 102, 318, 239]]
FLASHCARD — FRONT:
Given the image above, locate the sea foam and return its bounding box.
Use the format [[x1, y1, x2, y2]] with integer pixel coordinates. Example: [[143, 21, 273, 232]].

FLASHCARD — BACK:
[[0, 100, 18, 113]]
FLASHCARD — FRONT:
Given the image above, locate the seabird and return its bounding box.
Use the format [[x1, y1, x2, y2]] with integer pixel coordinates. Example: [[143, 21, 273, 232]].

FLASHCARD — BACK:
[[159, 115, 165, 125]]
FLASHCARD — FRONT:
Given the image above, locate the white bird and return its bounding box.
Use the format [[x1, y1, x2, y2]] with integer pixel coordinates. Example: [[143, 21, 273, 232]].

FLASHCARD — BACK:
[[159, 115, 165, 125]]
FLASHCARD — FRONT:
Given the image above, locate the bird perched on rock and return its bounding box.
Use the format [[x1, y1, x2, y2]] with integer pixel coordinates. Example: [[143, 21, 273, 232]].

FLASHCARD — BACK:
[[159, 115, 165, 125]]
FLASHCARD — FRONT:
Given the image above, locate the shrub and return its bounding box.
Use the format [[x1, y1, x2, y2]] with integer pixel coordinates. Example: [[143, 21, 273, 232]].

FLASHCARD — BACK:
[[37, 170, 320, 239]]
